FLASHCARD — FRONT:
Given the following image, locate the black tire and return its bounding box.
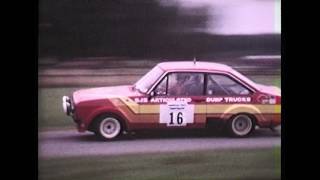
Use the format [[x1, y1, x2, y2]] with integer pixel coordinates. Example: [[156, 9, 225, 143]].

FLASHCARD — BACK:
[[227, 114, 255, 137], [94, 114, 122, 140]]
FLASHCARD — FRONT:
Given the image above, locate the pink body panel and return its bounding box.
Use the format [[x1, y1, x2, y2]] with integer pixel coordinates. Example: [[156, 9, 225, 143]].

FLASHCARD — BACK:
[[69, 62, 281, 132]]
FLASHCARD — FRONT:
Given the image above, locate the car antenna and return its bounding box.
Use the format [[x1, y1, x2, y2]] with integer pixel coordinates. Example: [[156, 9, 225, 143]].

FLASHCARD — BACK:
[[193, 57, 197, 65]]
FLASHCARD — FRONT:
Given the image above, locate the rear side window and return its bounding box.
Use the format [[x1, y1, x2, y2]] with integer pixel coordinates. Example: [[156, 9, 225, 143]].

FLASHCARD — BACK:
[[206, 74, 251, 95]]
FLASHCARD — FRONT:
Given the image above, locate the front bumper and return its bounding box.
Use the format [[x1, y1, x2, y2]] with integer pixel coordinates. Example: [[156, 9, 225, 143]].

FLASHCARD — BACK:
[[62, 96, 74, 116], [62, 96, 86, 132]]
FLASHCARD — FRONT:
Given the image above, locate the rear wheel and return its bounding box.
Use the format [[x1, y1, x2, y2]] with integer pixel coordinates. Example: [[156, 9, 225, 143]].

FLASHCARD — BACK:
[[227, 114, 254, 137], [94, 115, 122, 140]]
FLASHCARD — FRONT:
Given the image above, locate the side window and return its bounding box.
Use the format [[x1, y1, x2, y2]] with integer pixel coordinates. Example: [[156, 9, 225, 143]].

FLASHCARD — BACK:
[[206, 74, 251, 95], [154, 76, 168, 95], [167, 72, 204, 96]]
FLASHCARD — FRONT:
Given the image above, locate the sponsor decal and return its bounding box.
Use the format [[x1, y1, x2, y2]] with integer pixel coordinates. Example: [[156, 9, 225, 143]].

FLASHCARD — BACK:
[[134, 97, 148, 103], [258, 95, 276, 104], [134, 97, 192, 103], [206, 97, 251, 103], [134, 97, 251, 103], [119, 97, 280, 115], [135, 97, 251, 103], [206, 97, 223, 103]]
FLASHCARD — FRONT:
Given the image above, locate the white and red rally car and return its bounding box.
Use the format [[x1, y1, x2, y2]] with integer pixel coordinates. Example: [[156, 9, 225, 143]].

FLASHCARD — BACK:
[[63, 61, 281, 140]]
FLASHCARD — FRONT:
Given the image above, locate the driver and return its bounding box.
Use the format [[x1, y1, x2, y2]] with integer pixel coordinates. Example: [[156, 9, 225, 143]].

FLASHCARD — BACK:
[[169, 74, 189, 96], [186, 74, 202, 95]]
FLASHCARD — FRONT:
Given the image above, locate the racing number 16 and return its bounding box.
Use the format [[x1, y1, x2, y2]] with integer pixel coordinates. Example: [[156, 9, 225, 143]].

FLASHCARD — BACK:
[[169, 112, 183, 125]]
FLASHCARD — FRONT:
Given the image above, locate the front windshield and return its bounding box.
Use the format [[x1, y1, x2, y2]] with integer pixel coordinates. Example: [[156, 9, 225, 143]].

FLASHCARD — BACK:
[[135, 65, 164, 93], [230, 68, 258, 90]]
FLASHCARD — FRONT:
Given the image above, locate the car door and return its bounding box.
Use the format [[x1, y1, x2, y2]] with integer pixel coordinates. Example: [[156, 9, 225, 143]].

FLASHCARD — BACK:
[[205, 73, 253, 120], [139, 71, 207, 129]]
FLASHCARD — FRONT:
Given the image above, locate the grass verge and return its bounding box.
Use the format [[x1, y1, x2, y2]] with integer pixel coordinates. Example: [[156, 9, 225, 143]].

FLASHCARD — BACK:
[[39, 147, 281, 180], [38, 87, 80, 130]]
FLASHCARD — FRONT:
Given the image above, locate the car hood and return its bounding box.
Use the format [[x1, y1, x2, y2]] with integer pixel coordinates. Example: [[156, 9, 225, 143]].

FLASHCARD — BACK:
[[256, 84, 281, 96], [72, 85, 141, 104]]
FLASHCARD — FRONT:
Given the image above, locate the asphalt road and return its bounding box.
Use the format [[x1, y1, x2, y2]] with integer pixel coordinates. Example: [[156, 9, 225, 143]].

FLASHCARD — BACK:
[[39, 128, 281, 158]]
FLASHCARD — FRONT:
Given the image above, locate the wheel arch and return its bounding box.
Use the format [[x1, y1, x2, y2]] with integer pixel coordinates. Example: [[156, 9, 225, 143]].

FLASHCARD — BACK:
[[228, 112, 257, 126], [223, 104, 261, 115], [87, 110, 128, 132], [220, 104, 263, 126]]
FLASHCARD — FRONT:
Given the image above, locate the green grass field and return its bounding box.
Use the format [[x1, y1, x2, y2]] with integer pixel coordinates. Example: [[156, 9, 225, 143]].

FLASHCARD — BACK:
[[38, 76, 280, 130], [38, 87, 80, 130], [39, 147, 280, 180]]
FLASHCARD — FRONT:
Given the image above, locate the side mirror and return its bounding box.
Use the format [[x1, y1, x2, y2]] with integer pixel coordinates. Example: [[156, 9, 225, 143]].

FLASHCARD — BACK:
[[148, 91, 155, 100]]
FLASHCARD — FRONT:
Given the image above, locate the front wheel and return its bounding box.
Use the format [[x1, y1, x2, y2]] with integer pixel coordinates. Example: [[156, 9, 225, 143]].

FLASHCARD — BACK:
[[227, 114, 254, 137], [95, 116, 122, 140]]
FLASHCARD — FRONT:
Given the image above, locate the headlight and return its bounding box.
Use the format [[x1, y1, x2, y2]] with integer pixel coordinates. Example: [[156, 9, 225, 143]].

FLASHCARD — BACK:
[[62, 96, 72, 115]]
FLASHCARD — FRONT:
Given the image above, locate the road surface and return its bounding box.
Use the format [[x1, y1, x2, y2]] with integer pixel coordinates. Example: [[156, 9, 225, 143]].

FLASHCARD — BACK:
[[39, 128, 281, 158]]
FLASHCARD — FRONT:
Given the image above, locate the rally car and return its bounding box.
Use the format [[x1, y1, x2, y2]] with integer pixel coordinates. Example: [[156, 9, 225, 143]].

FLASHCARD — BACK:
[[62, 61, 281, 140]]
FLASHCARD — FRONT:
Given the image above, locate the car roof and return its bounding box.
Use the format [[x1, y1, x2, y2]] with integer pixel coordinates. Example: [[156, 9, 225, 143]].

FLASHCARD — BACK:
[[157, 61, 233, 72]]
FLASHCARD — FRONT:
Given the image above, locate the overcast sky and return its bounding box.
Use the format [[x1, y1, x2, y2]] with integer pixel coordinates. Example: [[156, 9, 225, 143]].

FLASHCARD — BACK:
[[158, 0, 281, 35]]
